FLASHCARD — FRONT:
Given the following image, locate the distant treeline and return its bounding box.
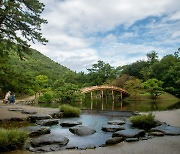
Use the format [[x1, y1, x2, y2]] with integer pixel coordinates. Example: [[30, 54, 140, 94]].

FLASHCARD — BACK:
[[0, 47, 179, 98]]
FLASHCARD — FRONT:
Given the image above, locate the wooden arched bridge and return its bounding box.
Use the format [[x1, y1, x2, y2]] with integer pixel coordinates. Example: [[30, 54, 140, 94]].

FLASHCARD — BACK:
[[81, 85, 129, 95], [81, 86, 129, 110]]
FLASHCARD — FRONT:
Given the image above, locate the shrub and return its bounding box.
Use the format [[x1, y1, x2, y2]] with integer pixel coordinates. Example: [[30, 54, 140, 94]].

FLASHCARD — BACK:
[[0, 128, 28, 152], [60, 104, 81, 117], [130, 113, 156, 130], [38, 93, 53, 103]]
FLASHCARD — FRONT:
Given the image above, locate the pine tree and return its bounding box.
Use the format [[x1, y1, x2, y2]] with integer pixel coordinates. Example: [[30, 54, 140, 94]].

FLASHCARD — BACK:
[[0, 0, 47, 57]]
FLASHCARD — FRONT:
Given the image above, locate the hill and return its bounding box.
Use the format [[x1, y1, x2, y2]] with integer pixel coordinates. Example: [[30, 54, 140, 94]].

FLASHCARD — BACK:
[[0, 48, 72, 96], [9, 49, 72, 82]]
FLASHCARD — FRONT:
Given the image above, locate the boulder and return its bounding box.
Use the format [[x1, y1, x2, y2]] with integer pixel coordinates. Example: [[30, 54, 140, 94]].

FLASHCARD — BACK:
[[31, 133, 69, 148], [36, 119, 59, 126], [22, 126, 51, 137], [107, 120, 125, 125], [106, 137, 124, 145], [112, 129, 145, 138], [50, 112, 63, 118], [60, 121, 82, 127], [28, 114, 52, 122], [126, 138, 139, 142], [151, 124, 180, 135], [102, 125, 125, 132], [69, 125, 96, 136]]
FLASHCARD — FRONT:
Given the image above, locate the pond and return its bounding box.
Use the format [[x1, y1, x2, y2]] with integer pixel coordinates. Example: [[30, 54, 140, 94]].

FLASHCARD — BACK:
[[49, 113, 131, 149], [38, 96, 180, 112]]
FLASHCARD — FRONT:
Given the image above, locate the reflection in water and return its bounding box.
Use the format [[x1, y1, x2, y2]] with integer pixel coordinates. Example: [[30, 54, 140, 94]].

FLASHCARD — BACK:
[[150, 101, 159, 110], [81, 93, 179, 112], [37, 93, 179, 112]]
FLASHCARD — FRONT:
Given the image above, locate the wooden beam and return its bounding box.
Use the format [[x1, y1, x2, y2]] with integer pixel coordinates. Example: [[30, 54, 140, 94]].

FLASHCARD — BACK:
[[112, 90, 114, 110]]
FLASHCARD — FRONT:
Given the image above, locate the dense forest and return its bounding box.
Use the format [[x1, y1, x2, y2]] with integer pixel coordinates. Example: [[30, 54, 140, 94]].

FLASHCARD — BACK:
[[0, 47, 179, 104]]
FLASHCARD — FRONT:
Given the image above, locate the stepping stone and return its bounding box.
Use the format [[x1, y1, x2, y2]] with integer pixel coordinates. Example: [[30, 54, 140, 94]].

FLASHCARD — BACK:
[[22, 126, 51, 137], [126, 138, 139, 142], [31, 133, 69, 148], [29, 144, 63, 152], [8, 108, 24, 111], [151, 124, 180, 135], [37, 119, 59, 126], [22, 110, 37, 114], [150, 131, 164, 136], [60, 121, 82, 127], [69, 125, 96, 136], [106, 137, 124, 145], [112, 128, 145, 138], [102, 125, 125, 132], [29, 114, 52, 122], [107, 120, 125, 125]]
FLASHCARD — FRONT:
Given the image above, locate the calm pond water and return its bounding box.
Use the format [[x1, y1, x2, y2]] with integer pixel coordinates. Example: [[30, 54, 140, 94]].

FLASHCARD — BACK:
[[38, 95, 180, 112], [50, 113, 131, 149]]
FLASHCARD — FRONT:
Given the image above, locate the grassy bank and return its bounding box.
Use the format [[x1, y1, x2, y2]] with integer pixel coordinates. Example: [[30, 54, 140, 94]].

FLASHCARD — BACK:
[[0, 128, 28, 152], [123, 92, 180, 111], [125, 92, 179, 103]]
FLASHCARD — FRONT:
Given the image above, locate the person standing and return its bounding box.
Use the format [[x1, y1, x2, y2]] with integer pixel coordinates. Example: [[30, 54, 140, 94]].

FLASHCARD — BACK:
[[9, 92, 15, 104]]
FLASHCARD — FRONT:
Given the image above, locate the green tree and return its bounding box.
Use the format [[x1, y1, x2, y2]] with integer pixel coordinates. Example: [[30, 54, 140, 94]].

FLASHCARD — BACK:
[[124, 79, 142, 98], [55, 83, 81, 105], [143, 78, 164, 100], [0, 0, 47, 57], [146, 51, 158, 64], [87, 60, 116, 85], [34, 75, 48, 100]]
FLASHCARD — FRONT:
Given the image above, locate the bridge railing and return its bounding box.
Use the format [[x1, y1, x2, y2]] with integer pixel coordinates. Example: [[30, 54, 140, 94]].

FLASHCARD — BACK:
[[81, 85, 129, 95]]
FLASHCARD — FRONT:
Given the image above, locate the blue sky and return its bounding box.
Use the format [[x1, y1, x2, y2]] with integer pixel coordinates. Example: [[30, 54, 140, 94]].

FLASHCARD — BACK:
[[32, 0, 180, 72]]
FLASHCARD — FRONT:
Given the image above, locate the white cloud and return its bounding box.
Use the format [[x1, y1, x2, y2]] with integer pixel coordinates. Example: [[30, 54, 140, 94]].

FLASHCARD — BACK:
[[32, 0, 180, 71]]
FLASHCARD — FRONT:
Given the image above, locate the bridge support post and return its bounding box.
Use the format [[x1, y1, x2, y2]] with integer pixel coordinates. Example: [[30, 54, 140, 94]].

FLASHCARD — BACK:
[[91, 92, 93, 110], [112, 90, 114, 110], [120, 92, 123, 100], [120, 92, 123, 110], [101, 90, 104, 110]]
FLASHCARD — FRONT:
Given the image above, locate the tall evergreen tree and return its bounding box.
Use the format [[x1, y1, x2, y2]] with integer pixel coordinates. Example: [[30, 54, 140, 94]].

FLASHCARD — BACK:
[[0, 0, 47, 57]]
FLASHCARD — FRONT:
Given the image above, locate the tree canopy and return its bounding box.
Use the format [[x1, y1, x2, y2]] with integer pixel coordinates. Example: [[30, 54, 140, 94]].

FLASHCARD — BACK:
[[0, 0, 47, 57]]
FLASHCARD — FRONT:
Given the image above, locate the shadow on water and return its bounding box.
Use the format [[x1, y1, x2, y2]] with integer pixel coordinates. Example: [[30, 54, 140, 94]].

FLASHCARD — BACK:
[[80, 94, 180, 112], [38, 98, 180, 112]]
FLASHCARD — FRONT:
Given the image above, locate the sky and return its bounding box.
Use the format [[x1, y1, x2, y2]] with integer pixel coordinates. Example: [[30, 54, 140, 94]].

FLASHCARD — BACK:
[[31, 0, 180, 72]]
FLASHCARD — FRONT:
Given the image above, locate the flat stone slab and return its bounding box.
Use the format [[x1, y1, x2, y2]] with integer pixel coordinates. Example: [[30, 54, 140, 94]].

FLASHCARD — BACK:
[[69, 125, 96, 136], [29, 114, 52, 122], [112, 129, 145, 138], [150, 131, 165, 136], [22, 126, 51, 137], [31, 133, 69, 148], [29, 144, 63, 152], [126, 138, 139, 142], [106, 137, 124, 145], [60, 121, 82, 127], [151, 124, 180, 135], [107, 120, 125, 125], [102, 125, 125, 132], [37, 119, 59, 126], [22, 110, 37, 114], [8, 108, 24, 111]]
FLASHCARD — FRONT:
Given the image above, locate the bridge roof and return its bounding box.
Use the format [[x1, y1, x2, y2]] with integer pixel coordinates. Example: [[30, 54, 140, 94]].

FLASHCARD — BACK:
[[81, 85, 129, 95]]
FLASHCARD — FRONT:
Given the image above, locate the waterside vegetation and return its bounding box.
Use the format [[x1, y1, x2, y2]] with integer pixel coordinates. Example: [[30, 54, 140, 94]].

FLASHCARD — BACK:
[[0, 128, 28, 152]]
